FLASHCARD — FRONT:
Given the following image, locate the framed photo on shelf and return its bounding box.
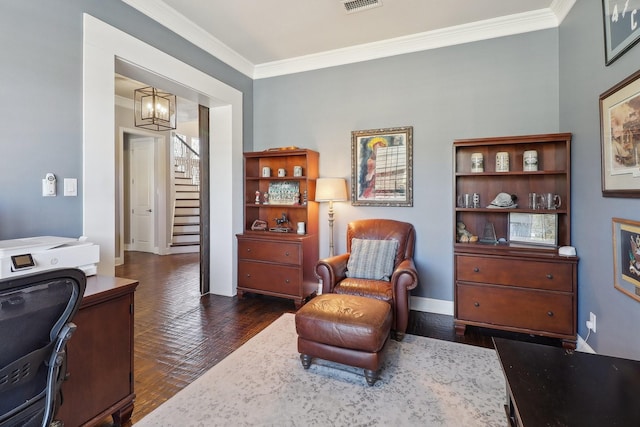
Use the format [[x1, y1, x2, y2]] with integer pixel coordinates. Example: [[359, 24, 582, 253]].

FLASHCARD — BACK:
[[508, 213, 558, 247], [602, 0, 640, 65], [612, 217, 640, 302], [351, 126, 413, 207], [600, 69, 640, 198]]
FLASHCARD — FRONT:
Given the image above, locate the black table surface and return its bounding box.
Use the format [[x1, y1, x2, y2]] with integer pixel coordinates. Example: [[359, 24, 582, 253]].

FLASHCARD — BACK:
[[493, 337, 640, 427]]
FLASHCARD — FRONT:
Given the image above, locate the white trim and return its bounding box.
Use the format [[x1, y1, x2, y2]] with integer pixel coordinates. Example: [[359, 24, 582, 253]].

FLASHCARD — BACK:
[[254, 9, 559, 78], [121, 0, 254, 77], [410, 296, 454, 316], [550, 0, 577, 23], [83, 14, 243, 297], [122, 1, 575, 79], [577, 335, 596, 354]]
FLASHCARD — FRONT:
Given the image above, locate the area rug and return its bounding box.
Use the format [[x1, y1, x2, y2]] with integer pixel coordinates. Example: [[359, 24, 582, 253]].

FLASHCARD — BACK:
[[135, 313, 505, 426]]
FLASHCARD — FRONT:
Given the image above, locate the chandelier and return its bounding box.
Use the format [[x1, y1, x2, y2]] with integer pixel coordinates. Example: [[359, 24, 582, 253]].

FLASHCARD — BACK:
[[134, 87, 176, 131]]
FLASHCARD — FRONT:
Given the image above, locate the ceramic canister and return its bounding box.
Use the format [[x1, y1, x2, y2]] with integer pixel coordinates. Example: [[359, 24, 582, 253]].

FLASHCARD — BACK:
[[297, 222, 305, 235], [471, 153, 484, 173], [523, 150, 538, 172], [496, 152, 509, 172]]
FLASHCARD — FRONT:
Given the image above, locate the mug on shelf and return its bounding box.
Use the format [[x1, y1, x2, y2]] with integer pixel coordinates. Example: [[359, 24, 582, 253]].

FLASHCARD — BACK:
[[528, 192, 542, 209], [297, 222, 306, 235], [496, 152, 509, 172], [471, 153, 484, 173], [262, 167, 271, 177], [293, 166, 303, 177], [457, 193, 472, 208], [472, 193, 481, 208], [545, 193, 561, 210], [523, 150, 538, 172], [277, 168, 286, 177]]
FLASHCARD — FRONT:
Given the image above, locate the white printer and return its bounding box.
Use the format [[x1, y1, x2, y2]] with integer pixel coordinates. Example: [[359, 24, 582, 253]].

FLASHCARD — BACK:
[[0, 236, 100, 279]]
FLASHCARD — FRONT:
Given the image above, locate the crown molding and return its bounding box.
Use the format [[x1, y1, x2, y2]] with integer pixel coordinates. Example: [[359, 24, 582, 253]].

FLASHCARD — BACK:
[[123, 0, 575, 80], [121, 0, 254, 77], [254, 8, 561, 79], [550, 0, 576, 23]]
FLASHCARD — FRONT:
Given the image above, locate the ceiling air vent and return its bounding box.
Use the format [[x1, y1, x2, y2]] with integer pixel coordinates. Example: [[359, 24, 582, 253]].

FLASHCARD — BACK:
[[341, 0, 383, 14]]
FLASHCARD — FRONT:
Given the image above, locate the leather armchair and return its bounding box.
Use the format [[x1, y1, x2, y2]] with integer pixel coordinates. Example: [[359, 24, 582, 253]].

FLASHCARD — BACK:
[[315, 219, 419, 340]]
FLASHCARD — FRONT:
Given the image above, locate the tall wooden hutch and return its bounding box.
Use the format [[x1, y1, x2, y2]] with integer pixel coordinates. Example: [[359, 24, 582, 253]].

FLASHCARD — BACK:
[[236, 149, 319, 308], [453, 133, 578, 348]]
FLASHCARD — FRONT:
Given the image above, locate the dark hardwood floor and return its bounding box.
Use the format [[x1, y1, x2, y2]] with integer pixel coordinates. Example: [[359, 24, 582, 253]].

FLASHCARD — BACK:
[[93, 250, 557, 426]]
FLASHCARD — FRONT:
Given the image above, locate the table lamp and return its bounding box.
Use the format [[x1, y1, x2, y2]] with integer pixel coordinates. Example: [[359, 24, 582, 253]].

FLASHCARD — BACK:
[[315, 178, 348, 257]]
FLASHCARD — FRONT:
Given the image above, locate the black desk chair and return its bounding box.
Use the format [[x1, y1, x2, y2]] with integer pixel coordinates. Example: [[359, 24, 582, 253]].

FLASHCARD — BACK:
[[0, 268, 86, 427]]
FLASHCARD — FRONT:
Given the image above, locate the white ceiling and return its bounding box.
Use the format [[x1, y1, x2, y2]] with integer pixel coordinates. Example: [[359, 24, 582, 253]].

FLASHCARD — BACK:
[[123, 0, 574, 78], [117, 0, 574, 121]]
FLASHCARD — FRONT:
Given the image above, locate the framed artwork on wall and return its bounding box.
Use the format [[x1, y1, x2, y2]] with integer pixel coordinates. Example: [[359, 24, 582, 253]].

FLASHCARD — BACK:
[[612, 217, 640, 302], [351, 126, 413, 207], [600, 69, 640, 197], [602, 0, 640, 65], [508, 213, 558, 247]]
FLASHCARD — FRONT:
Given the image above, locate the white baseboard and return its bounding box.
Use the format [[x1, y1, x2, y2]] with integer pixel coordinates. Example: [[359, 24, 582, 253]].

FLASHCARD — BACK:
[[410, 296, 454, 316], [577, 335, 596, 353]]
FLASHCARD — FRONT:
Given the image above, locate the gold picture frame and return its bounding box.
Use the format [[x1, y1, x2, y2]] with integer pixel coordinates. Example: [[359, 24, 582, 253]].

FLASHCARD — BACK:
[[351, 126, 413, 207], [612, 217, 640, 302], [600, 69, 640, 197]]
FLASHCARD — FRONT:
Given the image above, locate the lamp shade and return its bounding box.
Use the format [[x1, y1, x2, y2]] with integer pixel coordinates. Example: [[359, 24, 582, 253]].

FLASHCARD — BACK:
[[315, 178, 348, 202]]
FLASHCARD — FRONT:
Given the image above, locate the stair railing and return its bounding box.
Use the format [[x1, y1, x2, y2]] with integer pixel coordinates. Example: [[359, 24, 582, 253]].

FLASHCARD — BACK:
[[173, 134, 200, 188], [171, 134, 200, 247]]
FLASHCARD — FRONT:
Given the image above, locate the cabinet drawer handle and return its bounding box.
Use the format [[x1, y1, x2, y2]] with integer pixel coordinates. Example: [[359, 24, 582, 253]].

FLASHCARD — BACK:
[[246, 273, 251, 278], [285, 251, 290, 256], [547, 311, 554, 317], [474, 302, 480, 307], [473, 267, 480, 273], [546, 274, 553, 279], [285, 279, 290, 284], [246, 248, 251, 253]]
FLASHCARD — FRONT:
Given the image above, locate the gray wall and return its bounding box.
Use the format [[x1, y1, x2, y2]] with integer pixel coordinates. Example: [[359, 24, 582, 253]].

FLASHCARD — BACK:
[[254, 30, 560, 303], [559, 1, 640, 359], [3, 0, 638, 358], [0, 0, 252, 239]]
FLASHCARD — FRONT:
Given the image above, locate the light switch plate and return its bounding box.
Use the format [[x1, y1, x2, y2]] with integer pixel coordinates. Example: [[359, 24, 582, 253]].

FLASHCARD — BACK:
[[64, 178, 77, 196]]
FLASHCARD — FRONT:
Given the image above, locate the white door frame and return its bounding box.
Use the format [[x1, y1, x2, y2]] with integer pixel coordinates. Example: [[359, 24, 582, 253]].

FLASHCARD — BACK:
[[116, 127, 168, 265], [83, 15, 243, 297]]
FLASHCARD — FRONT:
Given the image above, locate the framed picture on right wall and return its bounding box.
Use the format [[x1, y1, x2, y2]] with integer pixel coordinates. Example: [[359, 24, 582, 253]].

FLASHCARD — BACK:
[[602, 0, 640, 65], [612, 217, 640, 302], [600, 69, 640, 197]]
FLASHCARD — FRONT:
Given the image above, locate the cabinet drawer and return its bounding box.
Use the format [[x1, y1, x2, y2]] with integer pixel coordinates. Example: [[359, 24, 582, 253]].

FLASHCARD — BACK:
[[238, 239, 301, 265], [238, 261, 301, 295], [456, 284, 574, 335], [456, 255, 573, 292]]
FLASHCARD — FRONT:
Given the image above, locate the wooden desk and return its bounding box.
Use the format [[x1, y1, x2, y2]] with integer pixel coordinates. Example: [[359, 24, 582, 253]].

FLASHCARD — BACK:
[[493, 337, 640, 427], [57, 275, 139, 427]]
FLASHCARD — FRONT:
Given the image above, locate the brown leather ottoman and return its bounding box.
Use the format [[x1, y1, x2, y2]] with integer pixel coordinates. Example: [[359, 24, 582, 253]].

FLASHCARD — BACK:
[[295, 293, 392, 386]]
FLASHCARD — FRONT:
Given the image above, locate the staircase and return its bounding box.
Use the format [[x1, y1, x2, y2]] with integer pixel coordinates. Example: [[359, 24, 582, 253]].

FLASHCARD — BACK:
[[170, 170, 200, 253], [169, 134, 201, 254]]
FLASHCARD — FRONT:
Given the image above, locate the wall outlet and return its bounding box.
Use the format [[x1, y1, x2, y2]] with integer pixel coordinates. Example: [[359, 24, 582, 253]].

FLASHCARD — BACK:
[[586, 312, 596, 333]]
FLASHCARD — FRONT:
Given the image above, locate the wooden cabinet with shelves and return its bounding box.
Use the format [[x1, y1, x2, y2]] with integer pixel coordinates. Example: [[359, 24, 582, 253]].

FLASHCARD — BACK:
[[453, 133, 578, 348], [237, 149, 319, 308]]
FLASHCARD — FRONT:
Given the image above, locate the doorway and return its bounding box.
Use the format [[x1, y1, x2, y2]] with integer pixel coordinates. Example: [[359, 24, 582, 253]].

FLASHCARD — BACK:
[[128, 136, 155, 253], [84, 15, 243, 297]]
